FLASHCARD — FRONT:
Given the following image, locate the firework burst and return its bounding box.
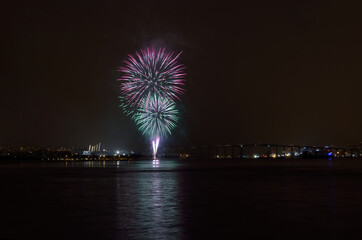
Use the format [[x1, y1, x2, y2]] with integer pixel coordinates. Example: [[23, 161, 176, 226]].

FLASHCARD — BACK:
[[134, 95, 179, 138], [118, 47, 186, 159], [118, 48, 185, 113]]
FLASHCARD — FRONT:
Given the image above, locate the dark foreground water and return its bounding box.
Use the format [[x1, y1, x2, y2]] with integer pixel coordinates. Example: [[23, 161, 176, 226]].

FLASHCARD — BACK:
[[1, 158, 362, 240]]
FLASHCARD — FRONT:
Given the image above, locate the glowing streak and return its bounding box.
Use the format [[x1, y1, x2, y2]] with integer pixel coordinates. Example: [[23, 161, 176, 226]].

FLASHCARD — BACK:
[[152, 140, 156, 159], [155, 137, 160, 153], [152, 137, 160, 159]]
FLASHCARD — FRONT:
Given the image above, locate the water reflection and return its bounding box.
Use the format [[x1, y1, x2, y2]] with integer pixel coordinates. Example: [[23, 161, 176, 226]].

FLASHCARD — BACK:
[[115, 160, 182, 239], [3, 159, 362, 239], [152, 159, 160, 168]]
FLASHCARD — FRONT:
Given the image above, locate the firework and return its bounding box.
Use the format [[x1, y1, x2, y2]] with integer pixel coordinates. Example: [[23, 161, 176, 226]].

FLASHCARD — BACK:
[[118, 48, 185, 113], [118, 47, 186, 159], [152, 137, 160, 159], [134, 95, 179, 138]]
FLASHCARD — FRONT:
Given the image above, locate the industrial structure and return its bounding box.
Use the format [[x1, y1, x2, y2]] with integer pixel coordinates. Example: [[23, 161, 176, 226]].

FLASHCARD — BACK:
[[88, 143, 102, 153]]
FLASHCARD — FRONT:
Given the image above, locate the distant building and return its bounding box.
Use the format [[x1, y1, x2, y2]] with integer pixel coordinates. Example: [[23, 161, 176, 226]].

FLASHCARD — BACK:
[[88, 143, 102, 153]]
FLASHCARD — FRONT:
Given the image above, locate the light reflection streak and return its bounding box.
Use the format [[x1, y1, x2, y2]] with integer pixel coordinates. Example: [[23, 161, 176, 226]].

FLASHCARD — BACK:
[[153, 159, 160, 168], [115, 160, 182, 238]]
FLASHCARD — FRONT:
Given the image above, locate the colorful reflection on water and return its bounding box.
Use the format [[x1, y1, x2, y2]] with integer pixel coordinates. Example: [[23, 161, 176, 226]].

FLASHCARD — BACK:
[[1, 158, 362, 239]]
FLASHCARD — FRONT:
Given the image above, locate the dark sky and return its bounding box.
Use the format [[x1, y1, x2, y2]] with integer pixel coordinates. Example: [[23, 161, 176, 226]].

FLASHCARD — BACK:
[[1, 0, 362, 150]]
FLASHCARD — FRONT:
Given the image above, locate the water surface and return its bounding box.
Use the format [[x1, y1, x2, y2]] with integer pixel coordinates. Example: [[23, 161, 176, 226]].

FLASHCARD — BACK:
[[1, 158, 362, 239]]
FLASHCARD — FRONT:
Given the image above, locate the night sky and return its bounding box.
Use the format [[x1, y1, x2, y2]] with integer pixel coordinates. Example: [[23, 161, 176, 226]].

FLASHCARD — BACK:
[[1, 0, 362, 150]]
